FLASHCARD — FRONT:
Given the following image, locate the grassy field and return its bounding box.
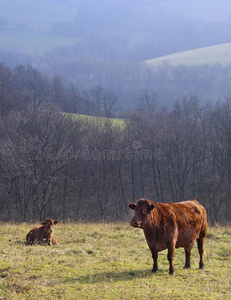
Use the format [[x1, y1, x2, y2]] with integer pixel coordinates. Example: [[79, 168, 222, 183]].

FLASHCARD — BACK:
[[146, 42, 231, 67], [69, 113, 126, 128], [0, 222, 230, 299]]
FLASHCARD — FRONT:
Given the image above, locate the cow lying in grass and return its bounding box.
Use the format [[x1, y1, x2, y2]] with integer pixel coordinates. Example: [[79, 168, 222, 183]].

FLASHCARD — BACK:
[[129, 198, 207, 275], [26, 218, 59, 245]]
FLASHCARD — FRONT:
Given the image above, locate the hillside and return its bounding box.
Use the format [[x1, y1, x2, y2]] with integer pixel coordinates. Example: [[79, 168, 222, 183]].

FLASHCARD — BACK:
[[145, 43, 231, 66]]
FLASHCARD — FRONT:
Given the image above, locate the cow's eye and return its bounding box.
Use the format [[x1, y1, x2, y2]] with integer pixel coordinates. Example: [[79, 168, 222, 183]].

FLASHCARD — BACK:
[[142, 209, 147, 214]]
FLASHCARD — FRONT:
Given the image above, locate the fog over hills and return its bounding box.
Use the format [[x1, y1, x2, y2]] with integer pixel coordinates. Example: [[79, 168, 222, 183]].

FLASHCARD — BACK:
[[1, 0, 231, 109], [2, 0, 231, 54]]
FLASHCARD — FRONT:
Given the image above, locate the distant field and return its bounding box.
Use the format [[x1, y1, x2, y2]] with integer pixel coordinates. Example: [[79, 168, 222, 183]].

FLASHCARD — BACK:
[[0, 29, 80, 55], [145, 43, 231, 66], [1, 0, 76, 31], [0, 0, 79, 55], [69, 113, 126, 128], [0, 223, 230, 299]]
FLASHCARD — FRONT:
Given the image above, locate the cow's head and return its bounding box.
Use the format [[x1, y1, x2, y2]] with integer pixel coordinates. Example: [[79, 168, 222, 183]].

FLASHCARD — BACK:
[[129, 199, 154, 229], [41, 218, 59, 233]]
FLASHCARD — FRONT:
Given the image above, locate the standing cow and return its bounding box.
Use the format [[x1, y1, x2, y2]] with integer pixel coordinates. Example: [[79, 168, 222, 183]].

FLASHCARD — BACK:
[[129, 198, 207, 275], [26, 218, 59, 245]]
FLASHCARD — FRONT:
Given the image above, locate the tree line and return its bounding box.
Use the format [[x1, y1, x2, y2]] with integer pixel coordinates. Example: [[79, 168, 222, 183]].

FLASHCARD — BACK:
[[0, 63, 119, 117], [2, 44, 231, 110], [0, 63, 231, 224]]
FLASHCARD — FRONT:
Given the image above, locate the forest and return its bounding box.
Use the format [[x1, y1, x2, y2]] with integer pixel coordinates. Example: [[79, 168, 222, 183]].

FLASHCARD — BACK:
[[0, 63, 231, 224]]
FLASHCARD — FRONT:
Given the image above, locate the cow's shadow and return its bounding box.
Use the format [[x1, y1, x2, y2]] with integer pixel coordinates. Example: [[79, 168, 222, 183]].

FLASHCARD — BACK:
[[67, 268, 166, 284]]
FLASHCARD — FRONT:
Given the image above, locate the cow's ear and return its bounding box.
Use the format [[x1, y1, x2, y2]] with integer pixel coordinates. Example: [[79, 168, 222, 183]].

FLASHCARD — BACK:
[[148, 204, 155, 211], [128, 203, 137, 210], [54, 220, 59, 225], [41, 221, 46, 226]]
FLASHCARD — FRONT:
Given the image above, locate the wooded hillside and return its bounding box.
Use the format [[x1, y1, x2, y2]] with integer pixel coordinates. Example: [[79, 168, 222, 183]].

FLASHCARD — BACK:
[[0, 63, 231, 224]]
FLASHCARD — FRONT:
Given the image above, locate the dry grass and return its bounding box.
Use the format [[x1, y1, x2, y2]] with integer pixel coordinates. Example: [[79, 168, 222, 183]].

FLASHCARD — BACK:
[[0, 222, 230, 299]]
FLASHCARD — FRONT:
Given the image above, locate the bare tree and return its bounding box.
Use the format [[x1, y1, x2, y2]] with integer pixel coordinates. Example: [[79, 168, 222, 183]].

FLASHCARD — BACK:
[[139, 88, 158, 114]]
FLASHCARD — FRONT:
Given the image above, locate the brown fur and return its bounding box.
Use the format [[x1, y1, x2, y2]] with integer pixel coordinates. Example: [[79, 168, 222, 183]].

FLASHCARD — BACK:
[[129, 198, 207, 275], [26, 218, 59, 245]]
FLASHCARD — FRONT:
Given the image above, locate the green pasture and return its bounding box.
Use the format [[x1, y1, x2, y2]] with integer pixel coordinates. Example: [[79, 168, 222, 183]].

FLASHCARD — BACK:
[[146, 42, 231, 66], [0, 223, 230, 299], [69, 113, 126, 128]]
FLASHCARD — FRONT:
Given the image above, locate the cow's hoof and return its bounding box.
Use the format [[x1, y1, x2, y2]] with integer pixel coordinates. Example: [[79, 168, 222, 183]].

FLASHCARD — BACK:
[[169, 272, 175, 276], [199, 262, 205, 269], [184, 265, 191, 269]]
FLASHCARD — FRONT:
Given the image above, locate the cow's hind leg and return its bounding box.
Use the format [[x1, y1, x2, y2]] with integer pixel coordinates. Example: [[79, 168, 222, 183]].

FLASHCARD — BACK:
[[197, 236, 205, 269], [184, 243, 194, 269], [26, 230, 34, 244], [152, 251, 158, 273], [167, 245, 175, 275]]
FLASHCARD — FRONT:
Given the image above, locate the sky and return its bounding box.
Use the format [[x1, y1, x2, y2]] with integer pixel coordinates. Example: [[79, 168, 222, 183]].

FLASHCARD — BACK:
[[1, 0, 231, 27], [176, 0, 231, 22]]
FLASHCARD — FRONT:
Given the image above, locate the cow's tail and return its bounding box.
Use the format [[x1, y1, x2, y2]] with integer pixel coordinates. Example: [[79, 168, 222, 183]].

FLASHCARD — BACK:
[[200, 206, 207, 239]]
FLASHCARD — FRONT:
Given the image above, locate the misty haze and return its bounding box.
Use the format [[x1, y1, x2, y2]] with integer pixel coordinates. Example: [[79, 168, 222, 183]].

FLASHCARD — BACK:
[[0, 0, 231, 223], [1, 0, 231, 109], [1, 0, 231, 225], [1, 1, 231, 223], [1, 1, 231, 299]]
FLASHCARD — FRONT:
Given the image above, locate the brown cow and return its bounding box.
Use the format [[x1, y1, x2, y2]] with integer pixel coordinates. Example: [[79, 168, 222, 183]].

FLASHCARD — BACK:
[[129, 198, 207, 275], [26, 218, 59, 245]]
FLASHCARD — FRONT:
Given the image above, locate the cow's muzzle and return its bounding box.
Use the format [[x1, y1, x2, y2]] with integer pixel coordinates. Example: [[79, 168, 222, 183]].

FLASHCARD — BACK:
[[130, 220, 141, 228]]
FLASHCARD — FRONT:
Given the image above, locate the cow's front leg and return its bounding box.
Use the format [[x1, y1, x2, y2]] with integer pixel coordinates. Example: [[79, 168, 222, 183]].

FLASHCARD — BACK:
[[167, 245, 175, 275], [152, 251, 158, 273], [51, 236, 59, 245]]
